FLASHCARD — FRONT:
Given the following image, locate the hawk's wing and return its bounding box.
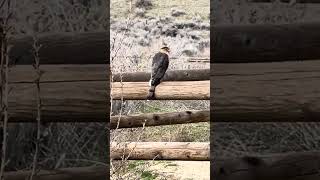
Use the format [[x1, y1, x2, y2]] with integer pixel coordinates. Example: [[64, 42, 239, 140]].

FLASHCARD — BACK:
[[151, 52, 169, 81]]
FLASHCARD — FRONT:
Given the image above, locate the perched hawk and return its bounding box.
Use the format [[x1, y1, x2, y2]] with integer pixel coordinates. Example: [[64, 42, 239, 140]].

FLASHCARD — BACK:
[[147, 46, 170, 100]]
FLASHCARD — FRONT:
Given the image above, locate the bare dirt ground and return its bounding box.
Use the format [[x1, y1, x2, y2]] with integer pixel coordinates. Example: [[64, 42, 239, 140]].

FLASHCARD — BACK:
[[148, 161, 210, 180]]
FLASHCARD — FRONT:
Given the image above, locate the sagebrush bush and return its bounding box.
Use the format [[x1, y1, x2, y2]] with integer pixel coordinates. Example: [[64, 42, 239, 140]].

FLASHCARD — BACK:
[[135, 0, 153, 10]]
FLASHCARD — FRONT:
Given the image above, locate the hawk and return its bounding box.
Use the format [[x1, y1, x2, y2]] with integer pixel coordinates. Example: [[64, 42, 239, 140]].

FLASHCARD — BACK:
[[147, 46, 170, 100]]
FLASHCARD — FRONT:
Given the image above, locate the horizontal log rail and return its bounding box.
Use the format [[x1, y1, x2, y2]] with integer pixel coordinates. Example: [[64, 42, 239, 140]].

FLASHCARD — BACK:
[[187, 58, 210, 63], [111, 142, 209, 160], [8, 65, 106, 83], [213, 151, 320, 180], [111, 81, 210, 100], [4, 166, 107, 180], [5, 65, 108, 122], [112, 69, 209, 82], [8, 31, 108, 64], [213, 23, 320, 63], [110, 110, 209, 129], [211, 61, 320, 121], [250, 0, 320, 3]]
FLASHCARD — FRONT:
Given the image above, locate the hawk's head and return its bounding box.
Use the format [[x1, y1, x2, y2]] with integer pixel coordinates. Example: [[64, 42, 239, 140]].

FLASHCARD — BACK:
[[160, 46, 170, 54]]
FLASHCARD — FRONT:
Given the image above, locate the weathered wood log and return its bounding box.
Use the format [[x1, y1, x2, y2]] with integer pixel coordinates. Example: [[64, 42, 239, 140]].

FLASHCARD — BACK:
[[112, 69, 209, 82], [111, 142, 209, 160], [8, 65, 107, 82], [4, 166, 107, 180], [111, 81, 210, 100], [250, 0, 320, 3], [110, 110, 209, 129], [211, 61, 320, 121], [187, 58, 210, 63], [213, 23, 320, 63], [6, 65, 108, 122], [8, 32, 108, 64], [212, 151, 320, 180]]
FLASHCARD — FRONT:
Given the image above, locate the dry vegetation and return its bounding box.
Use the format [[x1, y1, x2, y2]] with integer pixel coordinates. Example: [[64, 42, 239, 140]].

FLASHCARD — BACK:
[[213, 0, 320, 24], [110, 0, 209, 179], [1, 0, 107, 172], [111, 0, 209, 21]]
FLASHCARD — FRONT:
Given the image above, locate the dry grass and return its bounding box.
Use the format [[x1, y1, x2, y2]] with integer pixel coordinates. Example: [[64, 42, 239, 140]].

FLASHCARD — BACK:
[[7, 123, 107, 170], [11, 0, 107, 35], [111, 0, 209, 21], [212, 0, 320, 24]]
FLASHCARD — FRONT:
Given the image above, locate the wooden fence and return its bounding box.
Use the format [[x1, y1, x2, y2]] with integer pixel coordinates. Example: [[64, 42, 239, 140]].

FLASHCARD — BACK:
[[110, 110, 209, 129], [111, 142, 209, 161], [3, 31, 108, 179], [7, 65, 107, 122], [213, 151, 320, 179], [111, 81, 209, 100], [111, 69, 210, 161], [111, 70, 210, 100], [5, 29, 209, 179], [4, 32, 109, 122], [250, 0, 320, 3], [212, 22, 320, 121], [4, 166, 107, 180], [212, 7, 320, 179], [213, 23, 320, 62], [211, 60, 320, 122]]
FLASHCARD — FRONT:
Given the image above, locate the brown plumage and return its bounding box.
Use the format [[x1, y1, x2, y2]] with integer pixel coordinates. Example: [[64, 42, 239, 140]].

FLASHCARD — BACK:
[[147, 47, 170, 100]]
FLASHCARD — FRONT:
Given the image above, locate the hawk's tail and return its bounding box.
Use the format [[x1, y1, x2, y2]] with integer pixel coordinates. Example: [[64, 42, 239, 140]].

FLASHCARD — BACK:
[[147, 85, 156, 100]]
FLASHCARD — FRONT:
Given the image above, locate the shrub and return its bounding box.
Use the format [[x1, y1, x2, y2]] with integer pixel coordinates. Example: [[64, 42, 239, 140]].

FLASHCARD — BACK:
[[135, 0, 153, 10]]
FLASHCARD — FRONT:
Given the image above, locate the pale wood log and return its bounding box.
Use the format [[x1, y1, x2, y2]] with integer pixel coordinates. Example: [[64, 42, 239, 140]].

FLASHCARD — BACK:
[[213, 23, 320, 62], [110, 110, 209, 129], [8, 32, 108, 65], [111, 81, 210, 100], [112, 69, 209, 82], [4, 166, 107, 180], [211, 61, 320, 121], [6, 65, 108, 122], [111, 142, 209, 160], [187, 58, 210, 63]]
